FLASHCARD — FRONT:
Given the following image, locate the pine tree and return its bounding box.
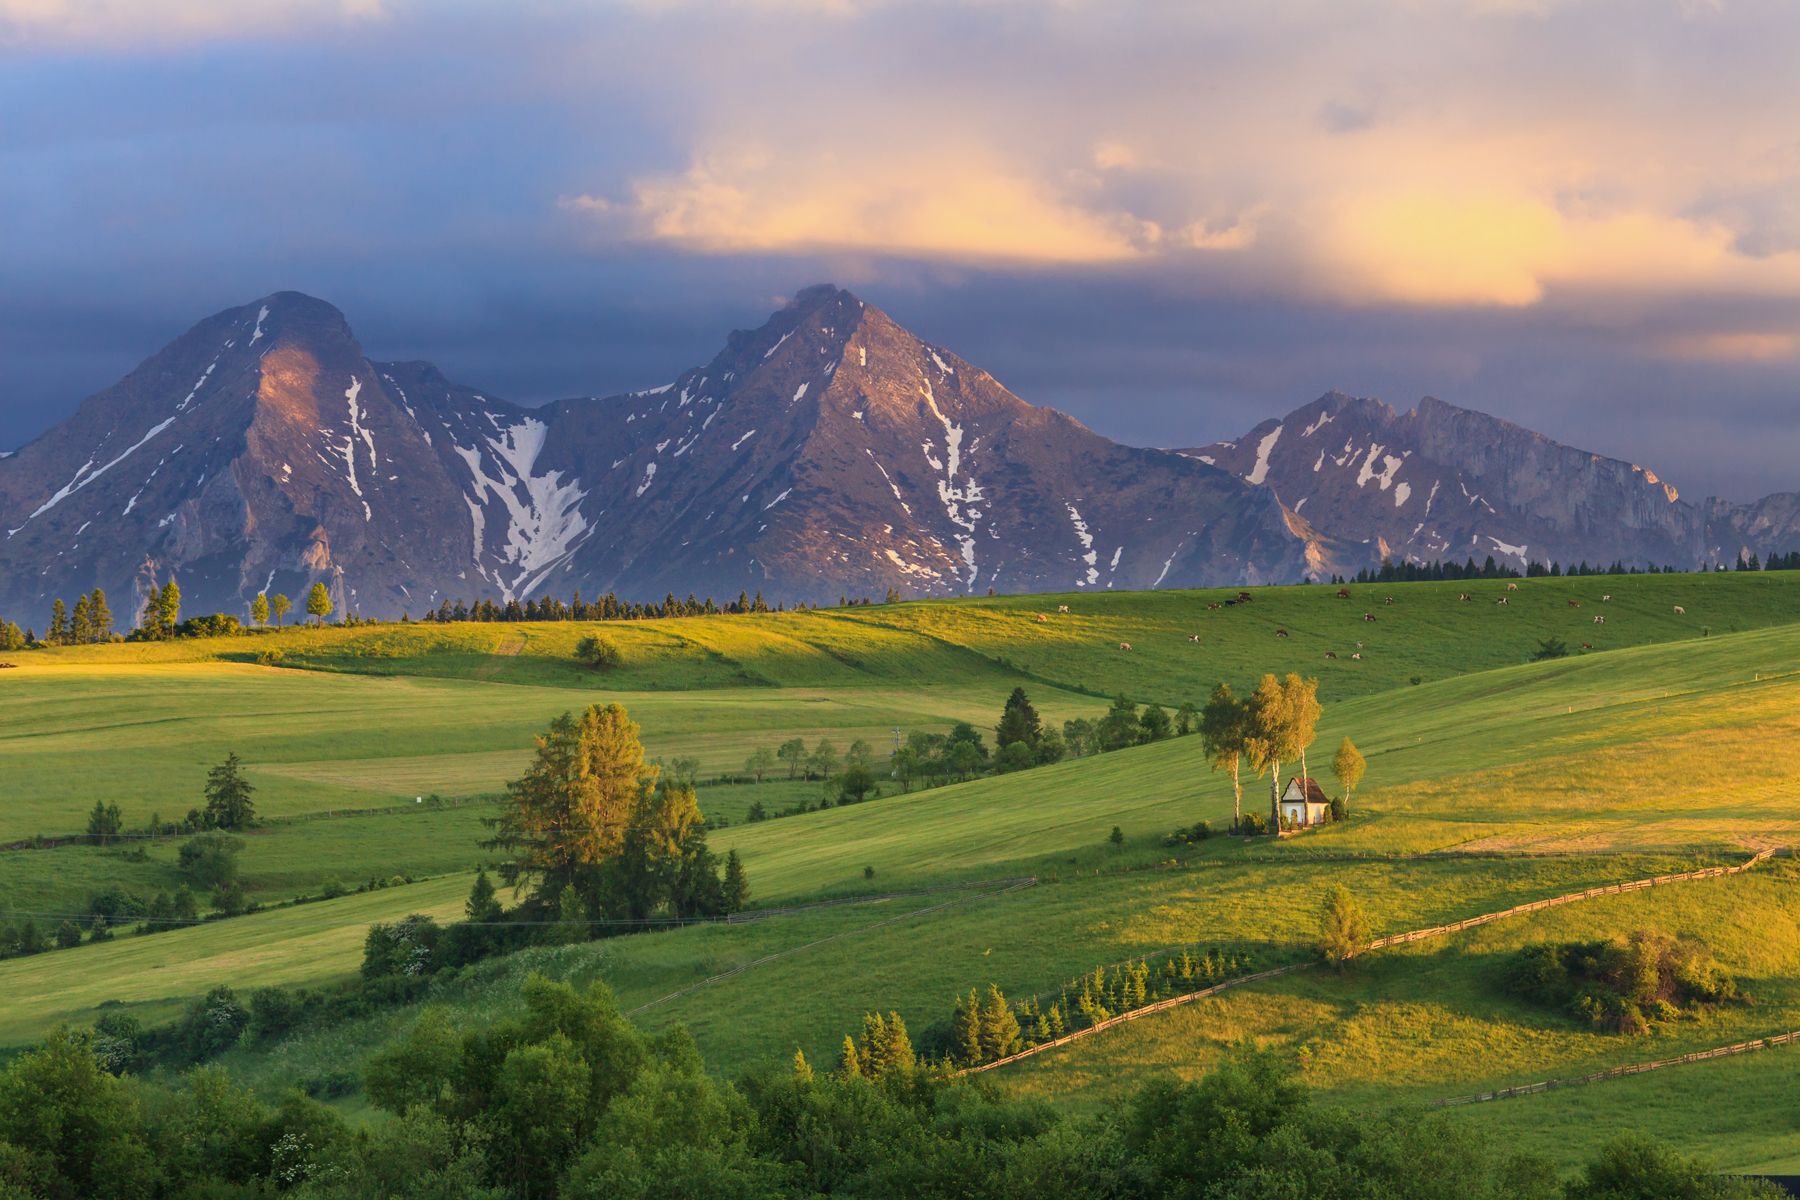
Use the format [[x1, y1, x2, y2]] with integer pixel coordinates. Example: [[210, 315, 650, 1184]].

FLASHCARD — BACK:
[[49, 598, 67, 644], [465, 867, 502, 923], [722, 849, 750, 913], [994, 687, 1042, 751], [951, 989, 984, 1065], [70, 595, 92, 644], [202, 753, 256, 829], [791, 1048, 814, 1083], [838, 1034, 863, 1078], [483, 702, 656, 911], [90, 588, 112, 640], [556, 883, 589, 944], [977, 986, 1022, 1061]]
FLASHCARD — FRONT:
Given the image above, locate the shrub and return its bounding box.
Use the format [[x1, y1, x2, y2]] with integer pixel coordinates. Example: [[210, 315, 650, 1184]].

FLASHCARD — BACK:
[[178, 832, 243, 890], [362, 915, 443, 980], [1504, 930, 1742, 1033]]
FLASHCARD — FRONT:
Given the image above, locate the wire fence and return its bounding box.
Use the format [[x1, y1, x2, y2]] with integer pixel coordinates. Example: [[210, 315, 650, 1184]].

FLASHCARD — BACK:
[[1433, 1030, 1800, 1106], [961, 847, 1779, 1076]]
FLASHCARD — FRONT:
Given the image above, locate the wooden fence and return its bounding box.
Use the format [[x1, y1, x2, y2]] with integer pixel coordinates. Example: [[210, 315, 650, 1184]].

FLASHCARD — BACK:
[[962, 848, 1777, 1076], [1435, 1029, 1800, 1106]]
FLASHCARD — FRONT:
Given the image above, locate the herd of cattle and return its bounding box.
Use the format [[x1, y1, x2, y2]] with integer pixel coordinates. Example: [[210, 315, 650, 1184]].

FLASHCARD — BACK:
[[1030, 585, 1693, 660]]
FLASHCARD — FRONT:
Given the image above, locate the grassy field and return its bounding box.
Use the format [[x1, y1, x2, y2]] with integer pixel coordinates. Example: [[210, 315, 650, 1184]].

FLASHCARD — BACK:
[[0, 873, 478, 1043], [999, 858, 1800, 1171], [5, 570, 1800, 1171]]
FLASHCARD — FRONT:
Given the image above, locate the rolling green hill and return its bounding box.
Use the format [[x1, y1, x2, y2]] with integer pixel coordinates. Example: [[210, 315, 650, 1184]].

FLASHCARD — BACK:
[[4, 570, 1799, 1173]]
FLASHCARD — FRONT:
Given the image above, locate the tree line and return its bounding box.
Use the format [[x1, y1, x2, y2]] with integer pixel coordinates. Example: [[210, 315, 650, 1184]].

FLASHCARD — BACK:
[[734, 688, 1202, 818], [1338, 547, 1800, 585], [2, 975, 1774, 1199]]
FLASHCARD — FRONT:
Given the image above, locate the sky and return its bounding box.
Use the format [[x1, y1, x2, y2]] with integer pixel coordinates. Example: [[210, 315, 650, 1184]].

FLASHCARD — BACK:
[[2, 0, 1798, 501]]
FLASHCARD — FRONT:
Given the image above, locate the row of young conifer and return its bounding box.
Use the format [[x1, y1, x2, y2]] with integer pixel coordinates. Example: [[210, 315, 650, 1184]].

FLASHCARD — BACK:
[[831, 946, 1257, 1079]]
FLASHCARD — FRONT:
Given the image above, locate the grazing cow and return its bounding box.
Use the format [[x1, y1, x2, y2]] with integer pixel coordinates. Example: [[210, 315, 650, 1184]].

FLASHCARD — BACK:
[[1118, 642, 1133, 652], [1459, 592, 1472, 602], [1363, 612, 1377, 622], [1034, 614, 1049, 623], [1673, 605, 1686, 615], [1323, 651, 1338, 659], [1384, 596, 1395, 605], [1057, 604, 1070, 613], [1223, 599, 1237, 607], [1593, 615, 1605, 625], [1188, 634, 1202, 643], [1507, 582, 1519, 592], [1275, 628, 1290, 638], [1237, 591, 1254, 604], [1601, 594, 1612, 602], [1567, 599, 1582, 608], [1581, 642, 1593, 650], [1355, 641, 1363, 649], [1495, 596, 1509, 605], [1336, 588, 1352, 600], [1351, 652, 1363, 660]]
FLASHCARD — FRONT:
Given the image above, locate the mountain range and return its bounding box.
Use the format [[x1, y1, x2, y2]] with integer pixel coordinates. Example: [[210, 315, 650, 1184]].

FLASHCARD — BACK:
[[1, 286, 1794, 622]]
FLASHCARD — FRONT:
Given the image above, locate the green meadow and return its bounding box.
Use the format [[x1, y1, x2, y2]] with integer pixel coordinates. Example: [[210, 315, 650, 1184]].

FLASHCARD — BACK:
[[4, 569, 1800, 1169]]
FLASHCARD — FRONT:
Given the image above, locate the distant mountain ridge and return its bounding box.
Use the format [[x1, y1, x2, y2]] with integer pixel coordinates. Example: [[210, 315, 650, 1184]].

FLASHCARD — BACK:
[[0, 286, 1306, 620], [1184, 391, 1800, 578], [2, 290, 1794, 623]]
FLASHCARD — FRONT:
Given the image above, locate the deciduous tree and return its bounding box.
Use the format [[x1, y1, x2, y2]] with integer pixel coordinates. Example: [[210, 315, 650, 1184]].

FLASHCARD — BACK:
[[1332, 737, 1366, 805], [305, 582, 333, 626]]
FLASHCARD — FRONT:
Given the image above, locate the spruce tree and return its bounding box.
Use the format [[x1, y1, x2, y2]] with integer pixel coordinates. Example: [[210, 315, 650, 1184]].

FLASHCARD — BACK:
[[90, 588, 112, 640], [791, 1048, 813, 1083], [722, 850, 750, 913], [978, 986, 1022, 1061], [465, 867, 502, 923], [49, 598, 67, 644], [202, 753, 256, 829], [994, 687, 1042, 751], [838, 1035, 862, 1078], [70, 595, 92, 644], [951, 989, 984, 1065]]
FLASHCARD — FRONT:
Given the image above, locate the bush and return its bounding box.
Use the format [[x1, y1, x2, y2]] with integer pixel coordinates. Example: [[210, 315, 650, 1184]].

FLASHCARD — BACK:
[[1505, 930, 1742, 1033], [1237, 811, 1272, 836], [575, 634, 623, 671], [362, 915, 443, 980], [179, 986, 250, 1062], [178, 832, 243, 890]]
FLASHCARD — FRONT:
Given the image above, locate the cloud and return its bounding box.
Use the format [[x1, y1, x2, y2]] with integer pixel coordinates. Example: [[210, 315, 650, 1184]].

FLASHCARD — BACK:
[[1656, 331, 1800, 363], [602, 147, 1150, 265], [0, 0, 383, 48]]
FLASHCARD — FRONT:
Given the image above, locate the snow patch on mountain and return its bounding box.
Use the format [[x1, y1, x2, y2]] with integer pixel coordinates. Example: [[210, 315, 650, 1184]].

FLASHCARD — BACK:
[[1246, 425, 1282, 485], [1066, 503, 1099, 586], [453, 417, 591, 598], [917, 377, 983, 589], [249, 305, 269, 345]]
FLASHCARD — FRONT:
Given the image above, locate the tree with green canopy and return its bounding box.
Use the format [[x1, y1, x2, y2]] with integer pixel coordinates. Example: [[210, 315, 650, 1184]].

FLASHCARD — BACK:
[[203, 753, 256, 829], [1201, 682, 1252, 828], [305, 581, 333, 626], [1332, 736, 1367, 806]]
